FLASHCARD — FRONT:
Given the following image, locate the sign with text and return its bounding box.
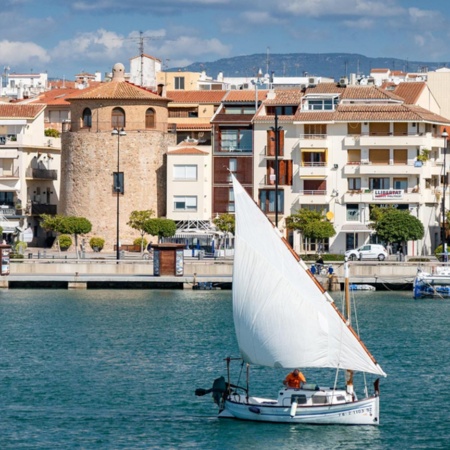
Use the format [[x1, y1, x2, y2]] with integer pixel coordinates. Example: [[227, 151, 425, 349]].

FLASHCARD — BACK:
[[373, 189, 404, 200]]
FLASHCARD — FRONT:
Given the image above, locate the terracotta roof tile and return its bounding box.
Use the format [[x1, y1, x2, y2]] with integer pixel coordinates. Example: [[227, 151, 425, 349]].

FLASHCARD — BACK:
[[211, 113, 254, 124], [264, 89, 303, 105], [223, 90, 269, 102], [291, 104, 450, 124], [371, 68, 390, 73], [168, 146, 209, 155], [67, 81, 168, 102], [171, 123, 211, 131], [166, 90, 226, 103], [392, 82, 426, 105], [304, 83, 345, 94], [30, 87, 88, 106], [0, 103, 45, 119]]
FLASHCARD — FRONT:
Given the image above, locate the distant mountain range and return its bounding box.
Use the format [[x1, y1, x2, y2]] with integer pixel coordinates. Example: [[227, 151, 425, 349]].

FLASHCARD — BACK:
[[170, 52, 449, 81]]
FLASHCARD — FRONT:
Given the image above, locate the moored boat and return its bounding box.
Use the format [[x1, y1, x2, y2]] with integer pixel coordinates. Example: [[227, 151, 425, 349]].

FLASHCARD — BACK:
[[413, 266, 450, 299]]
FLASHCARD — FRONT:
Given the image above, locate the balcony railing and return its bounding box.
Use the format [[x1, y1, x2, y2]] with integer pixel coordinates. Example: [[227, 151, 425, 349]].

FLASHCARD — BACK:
[[30, 203, 57, 215], [26, 168, 58, 180], [299, 190, 327, 195]]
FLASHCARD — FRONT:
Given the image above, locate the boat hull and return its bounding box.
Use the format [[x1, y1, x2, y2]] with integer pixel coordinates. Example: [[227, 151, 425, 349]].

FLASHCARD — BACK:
[[221, 395, 380, 425]]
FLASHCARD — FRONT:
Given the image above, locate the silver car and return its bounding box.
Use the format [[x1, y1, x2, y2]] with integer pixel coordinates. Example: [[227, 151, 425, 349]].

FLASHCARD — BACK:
[[345, 244, 388, 261]]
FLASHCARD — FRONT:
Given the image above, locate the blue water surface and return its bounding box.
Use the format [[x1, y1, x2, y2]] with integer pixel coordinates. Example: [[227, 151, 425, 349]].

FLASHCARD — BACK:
[[0, 289, 449, 449]]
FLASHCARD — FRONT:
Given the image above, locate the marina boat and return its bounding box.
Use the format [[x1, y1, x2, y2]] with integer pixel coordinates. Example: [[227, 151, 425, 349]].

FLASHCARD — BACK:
[[413, 266, 450, 299], [196, 175, 386, 425]]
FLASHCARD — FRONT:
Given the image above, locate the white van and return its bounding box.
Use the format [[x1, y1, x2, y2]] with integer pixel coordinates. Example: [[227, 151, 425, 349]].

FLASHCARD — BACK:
[[345, 244, 388, 261]]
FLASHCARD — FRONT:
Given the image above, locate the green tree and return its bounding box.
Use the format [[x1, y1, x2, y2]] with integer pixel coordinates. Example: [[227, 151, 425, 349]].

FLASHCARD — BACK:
[[142, 218, 176, 241], [213, 213, 235, 235], [41, 214, 92, 257], [370, 207, 424, 248], [286, 209, 336, 250], [127, 210, 155, 252]]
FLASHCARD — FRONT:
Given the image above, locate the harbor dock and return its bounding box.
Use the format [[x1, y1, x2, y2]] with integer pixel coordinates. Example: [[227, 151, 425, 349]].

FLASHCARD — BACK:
[[0, 252, 438, 290]]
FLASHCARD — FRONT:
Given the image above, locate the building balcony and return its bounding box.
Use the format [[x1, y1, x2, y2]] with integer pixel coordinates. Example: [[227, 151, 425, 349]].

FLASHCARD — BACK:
[[30, 203, 57, 215], [343, 161, 435, 177], [343, 188, 422, 204], [26, 167, 58, 180], [300, 163, 328, 177], [344, 132, 444, 148], [298, 134, 330, 149]]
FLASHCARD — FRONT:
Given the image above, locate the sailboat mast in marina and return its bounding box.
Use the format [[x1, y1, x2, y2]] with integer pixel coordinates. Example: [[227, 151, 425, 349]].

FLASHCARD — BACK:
[[196, 175, 386, 425]]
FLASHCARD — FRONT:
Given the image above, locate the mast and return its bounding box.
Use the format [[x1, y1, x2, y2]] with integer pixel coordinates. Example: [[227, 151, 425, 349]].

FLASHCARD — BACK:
[[344, 258, 354, 396]]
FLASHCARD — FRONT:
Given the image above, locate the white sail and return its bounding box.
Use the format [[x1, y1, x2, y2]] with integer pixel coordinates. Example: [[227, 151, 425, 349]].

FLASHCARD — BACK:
[[231, 176, 386, 377]]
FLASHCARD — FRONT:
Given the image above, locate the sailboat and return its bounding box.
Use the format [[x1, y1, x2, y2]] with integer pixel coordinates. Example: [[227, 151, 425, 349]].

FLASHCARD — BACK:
[[196, 175, 386, 425]]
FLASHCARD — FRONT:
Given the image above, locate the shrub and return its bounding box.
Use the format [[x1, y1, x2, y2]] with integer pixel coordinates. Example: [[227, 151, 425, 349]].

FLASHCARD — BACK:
[[57, 234, 72, 250], [89, 236, 105, 252], [44, 128, 60, 138], [133, 237, 148, 249], [302, 253, 345, 262]]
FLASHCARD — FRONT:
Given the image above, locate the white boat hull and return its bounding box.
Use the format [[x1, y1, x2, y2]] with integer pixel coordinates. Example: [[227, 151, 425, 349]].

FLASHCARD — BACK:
[[220, 390, 380, 425]]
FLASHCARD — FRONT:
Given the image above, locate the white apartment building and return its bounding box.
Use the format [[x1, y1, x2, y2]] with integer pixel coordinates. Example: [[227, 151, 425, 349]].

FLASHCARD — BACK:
[[253, 83, 450, 256], [0, 104, 61, 245]]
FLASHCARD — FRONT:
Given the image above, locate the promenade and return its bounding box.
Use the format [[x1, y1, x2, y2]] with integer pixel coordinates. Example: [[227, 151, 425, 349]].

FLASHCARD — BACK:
[[0, 249, 437, 291]]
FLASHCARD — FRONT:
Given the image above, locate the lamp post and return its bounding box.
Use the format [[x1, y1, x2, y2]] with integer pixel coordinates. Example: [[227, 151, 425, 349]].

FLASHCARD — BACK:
[[442, 128, 449, 258], [111, 127, 126, 261], [270, 110, 283, 227]]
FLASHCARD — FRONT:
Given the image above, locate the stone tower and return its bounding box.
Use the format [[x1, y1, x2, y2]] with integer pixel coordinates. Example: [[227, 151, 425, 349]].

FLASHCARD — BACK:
[[61, 63, 176, 250]]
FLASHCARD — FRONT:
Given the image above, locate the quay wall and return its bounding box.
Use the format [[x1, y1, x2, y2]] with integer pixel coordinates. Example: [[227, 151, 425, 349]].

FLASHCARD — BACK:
[[8, 259, 433, 279]]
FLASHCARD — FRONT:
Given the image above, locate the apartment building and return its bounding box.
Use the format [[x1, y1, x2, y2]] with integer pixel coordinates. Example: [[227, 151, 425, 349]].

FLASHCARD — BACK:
[[0, 103, 60, 245], [252, 83, 450, 256]]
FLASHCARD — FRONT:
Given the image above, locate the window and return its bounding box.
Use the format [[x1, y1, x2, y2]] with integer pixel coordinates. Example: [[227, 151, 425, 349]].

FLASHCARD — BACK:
[[346, 204, 360, 221], [266, 106, 297, 115], [174, 77, 185, 90], [112, 107, 125, 128], [228, 188, 235, 212], [369, 178, 390, 189], [305, 99, 336, 111], [0, 191, 14, 206], [347, 149, 361, 164], [82, 108, 92, 128], [369, 149, 389, 164], [174, 196, 197, 211], [348, 178, 361, 190], [393, 178, 407, 190], [304, 124, 327, 137], [227, 158, 237, 181], [393, 149, 407, 164], [224, 106, 256, 114], [302, 150, 326, 166], [219, 128, 252, 152], [347, 123, 361, 135], [173, 165, 197, 181], [145, 108, 156, 128], [259, 189, 284, 213]]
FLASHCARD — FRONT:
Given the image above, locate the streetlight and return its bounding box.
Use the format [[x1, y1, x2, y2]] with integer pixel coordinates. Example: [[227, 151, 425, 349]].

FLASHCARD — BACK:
[[111, 127, 126, 261], [442, 128, 448, 259], [270, 110, 283, 227]]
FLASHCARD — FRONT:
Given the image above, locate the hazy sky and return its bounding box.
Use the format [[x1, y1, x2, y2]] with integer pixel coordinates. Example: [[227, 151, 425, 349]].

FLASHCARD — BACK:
[[1, 0, 449, 79]]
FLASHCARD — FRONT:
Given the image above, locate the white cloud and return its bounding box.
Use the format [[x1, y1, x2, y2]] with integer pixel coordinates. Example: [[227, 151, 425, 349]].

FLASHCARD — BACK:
[[342, 18, 375, 29], [0, 40, 50, 66], [158, 36, 231, 60], [277, 0, 404, 18]]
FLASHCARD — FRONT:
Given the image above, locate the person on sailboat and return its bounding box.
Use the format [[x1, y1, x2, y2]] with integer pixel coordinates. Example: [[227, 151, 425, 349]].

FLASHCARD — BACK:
[[283, 369, 306, 389]]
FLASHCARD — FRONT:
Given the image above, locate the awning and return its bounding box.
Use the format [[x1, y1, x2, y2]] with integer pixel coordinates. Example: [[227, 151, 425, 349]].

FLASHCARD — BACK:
[[341, 224, 372, 233], [301, 148, 326, 153], [0, 220, 20, 233]]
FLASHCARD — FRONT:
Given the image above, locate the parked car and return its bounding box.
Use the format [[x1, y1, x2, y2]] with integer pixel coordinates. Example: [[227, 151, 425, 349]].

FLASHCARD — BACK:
[[345, 244, 388, 261]]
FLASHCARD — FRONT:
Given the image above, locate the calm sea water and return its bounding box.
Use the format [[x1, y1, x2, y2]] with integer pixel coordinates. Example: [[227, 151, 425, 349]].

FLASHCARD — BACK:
[[0, 288, 449, 449]]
